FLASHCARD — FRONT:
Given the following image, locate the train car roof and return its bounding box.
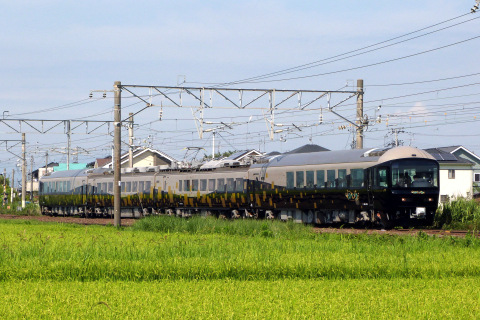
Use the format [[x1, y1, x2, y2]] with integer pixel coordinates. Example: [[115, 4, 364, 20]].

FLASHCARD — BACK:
[[251, 146, 434, 168], [40, 169, 89, 180]]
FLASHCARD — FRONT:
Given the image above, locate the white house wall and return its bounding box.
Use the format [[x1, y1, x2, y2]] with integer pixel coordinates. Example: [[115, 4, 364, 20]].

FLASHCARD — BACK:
[[439, 166, 473, 201]]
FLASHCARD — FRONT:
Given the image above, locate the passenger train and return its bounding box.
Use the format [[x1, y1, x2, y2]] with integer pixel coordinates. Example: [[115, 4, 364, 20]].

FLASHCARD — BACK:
[[39, 146, 440, 228]]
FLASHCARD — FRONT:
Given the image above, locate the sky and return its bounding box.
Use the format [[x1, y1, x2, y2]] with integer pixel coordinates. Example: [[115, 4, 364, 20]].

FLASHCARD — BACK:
[[1, 0, 480, 183]]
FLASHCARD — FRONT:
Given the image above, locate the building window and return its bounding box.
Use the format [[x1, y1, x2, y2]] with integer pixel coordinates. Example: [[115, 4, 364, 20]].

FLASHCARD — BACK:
[[474, 173, 480, 182], [448, 169, 455, 179]]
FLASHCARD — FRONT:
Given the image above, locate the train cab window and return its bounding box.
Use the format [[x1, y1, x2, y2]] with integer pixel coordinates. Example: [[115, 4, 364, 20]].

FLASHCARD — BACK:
[[327, 170, 336, 188], [316, 170, 325, 188], [184, 180, 191, 192], [350, 169, 364, 188], [217, 178, 225, 192], [226, 178, 235, 192], [208, 179, 216, 192], [235, 178, 244, 192], [138, 181, 144, 193], [121, 182, 126, 192], [286, 172, 294, 189], [338, 169, 347, 188], [108, 182, 113, 193], [200, 179, 207, 191], [306, 171, 314, 189], [145, 181, 151, 192], [192, 179, 199, 191], [179, 180, 183, 191], [296, 171, 305, 188]]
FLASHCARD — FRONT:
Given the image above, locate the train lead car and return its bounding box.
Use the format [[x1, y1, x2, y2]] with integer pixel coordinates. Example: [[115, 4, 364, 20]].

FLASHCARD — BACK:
[[39, 146, 439, 228]]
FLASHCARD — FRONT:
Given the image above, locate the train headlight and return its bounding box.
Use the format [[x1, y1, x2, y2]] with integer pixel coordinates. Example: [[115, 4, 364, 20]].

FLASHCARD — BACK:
[[401, 198, 407, 202], [428, 198, 434, 202]]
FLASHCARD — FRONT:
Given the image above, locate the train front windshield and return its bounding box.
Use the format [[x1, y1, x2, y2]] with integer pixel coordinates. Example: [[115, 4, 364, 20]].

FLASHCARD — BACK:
[[391, 159, 438, 188]]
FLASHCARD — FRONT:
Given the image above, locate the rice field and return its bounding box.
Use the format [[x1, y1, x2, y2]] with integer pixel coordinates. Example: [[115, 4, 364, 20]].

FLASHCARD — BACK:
[[1, 216, 480, 318]]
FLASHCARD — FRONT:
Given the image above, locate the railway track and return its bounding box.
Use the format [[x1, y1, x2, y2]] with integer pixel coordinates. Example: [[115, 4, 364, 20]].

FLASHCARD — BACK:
[[0, 214, 476, 237]]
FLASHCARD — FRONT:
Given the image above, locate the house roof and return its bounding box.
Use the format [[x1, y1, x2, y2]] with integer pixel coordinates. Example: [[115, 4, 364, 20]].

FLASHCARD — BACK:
[[424, 148, 473, 165], [285, 144, 330, 154], [95, 157, 111, 168], [224, 150, 262, 161], [103, 147, 177, 167], [437, 145, 480, 163]]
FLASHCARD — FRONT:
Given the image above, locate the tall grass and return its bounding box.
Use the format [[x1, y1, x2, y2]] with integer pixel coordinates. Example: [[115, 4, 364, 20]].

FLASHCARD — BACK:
[[0, 202, 40, 216], [1, 219, 480, 281], [132, 215, 315, 239], [435, 198, 480, 229]]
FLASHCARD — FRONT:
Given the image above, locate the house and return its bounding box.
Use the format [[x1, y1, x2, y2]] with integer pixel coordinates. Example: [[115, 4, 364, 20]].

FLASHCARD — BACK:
[[425, 147, 475, 203], [103, 147, 177, 169], [435, 146, 480, 195]]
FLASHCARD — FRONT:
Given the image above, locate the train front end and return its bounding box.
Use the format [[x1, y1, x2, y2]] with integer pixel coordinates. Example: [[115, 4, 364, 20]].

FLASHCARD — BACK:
[[369, 147, 440, 227]]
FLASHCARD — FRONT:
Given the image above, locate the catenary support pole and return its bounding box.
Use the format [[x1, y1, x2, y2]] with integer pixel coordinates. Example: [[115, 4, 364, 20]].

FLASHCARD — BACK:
[[30, 155, 33, 201], [356, 79, 364, 149], [128, 112, 134, 168], [3, 168, 6, 206], [11, 169, 14, 203], [22, 133, 26, 208], [114, 81, 122, 227], [66, 120, 71, 170]]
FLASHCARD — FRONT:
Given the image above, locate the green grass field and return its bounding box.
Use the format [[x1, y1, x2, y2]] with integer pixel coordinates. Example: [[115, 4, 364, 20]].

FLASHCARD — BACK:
[[1, 216, 480, 319]]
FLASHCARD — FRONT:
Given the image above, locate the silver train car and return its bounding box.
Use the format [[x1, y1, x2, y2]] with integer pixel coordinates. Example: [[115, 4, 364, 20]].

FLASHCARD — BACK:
[[39, 146, 440, 228]]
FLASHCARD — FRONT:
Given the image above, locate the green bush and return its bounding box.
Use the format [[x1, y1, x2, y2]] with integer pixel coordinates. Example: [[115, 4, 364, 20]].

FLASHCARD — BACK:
[[435, 198, 480, 230]]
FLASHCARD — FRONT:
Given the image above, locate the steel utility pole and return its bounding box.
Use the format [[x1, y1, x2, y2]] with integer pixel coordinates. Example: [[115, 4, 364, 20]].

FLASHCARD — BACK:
[[3, 168, 6, 206], [21, 133, 26, 208], [128, 112, 134, 168], [11, 169, 14, 203], [356, 79, 364, 149], [114, 81, 122, 227], [66, 120, 71, 170], [30, 155, 34, 201]]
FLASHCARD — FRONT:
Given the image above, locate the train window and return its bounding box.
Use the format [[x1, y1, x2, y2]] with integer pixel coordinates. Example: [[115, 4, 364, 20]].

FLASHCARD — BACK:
[[132, 181, 138, 192], [296, 171, 305, 188], [184, 180, 191, 192], [102, 183, 107, 194], [192, 180, 198, 191], [179, 180, 183, 191], [97, 183, 102, 194], [286, 172, 294, 189], [126, 182, 131, 192], [67, 181, 71, 192], [235, 178, 244, 192], [217, 178, 225, 192], [121, 182, 126, 192], [306, 171, 314, 189], [226, 178, 235, 192], [327, 170, 336, 188], [138, 181, 144, 193], [108, 182, 113, 193], [145, 181, 151, 192], [200, 179, 207, 191], [374, 167, 388, 187], [316, 170, 325, 188], [208, 179, 216, 191], [338, 169, 347, 188], [350, 169, 364, 188]]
